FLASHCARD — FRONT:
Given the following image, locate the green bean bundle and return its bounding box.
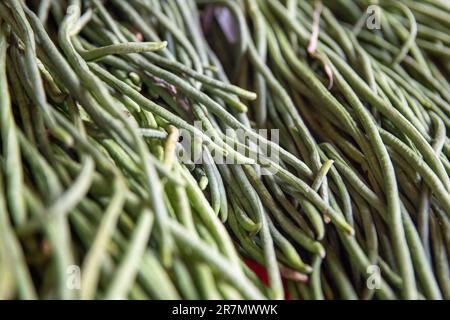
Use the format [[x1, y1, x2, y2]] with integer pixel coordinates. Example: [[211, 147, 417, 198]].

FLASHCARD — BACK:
[[0, 0, 448, 300]]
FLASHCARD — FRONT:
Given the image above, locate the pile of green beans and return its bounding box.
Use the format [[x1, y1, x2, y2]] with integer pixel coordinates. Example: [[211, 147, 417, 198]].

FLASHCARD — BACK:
[[0, 0, 448, 300]]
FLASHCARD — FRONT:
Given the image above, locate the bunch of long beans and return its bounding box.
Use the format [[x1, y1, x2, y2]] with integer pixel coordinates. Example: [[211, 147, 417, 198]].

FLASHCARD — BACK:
[[0, 0, 448, 300], [239, 0, 450, 299]]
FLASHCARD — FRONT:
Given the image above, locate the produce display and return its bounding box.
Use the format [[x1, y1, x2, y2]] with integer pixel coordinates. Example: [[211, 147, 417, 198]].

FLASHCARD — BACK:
[[0, 0, 449, 300]]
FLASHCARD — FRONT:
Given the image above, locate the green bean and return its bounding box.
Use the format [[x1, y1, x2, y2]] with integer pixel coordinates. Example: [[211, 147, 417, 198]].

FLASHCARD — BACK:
[[128, 0, 204, 75], [432, 205, 450, 260], [417, 113, 446, 254], [375, 71, 425, 135], [311, 255, 324, 300], [326, 251, 358, 300], [318, 150, 354, 227], [6, 60, 35, 144], [339, 232, 396, 299], [230, 165, 283, 299], [0, 29, 26, 226], [37, 0, 52, 23], [138, 252, 181, 299], [178, 163, 240, 265], [231, 200, 260, 234], [380, 129, 450, 216], [311, 160, 334, 191], [175, 0, 209, 64], [246, 0, 268, 125], [353, 195, 379, 264], [106, 210, 154, 299], [243, 165, 326, 256], [78, 41, 167, 61], [322, 7, 356, 62], [322, 144, 384, 213], [228, 206, 265, 263], [172, 258, 200, 299], [80, 175, 127, 299], [267, 217, 312, 274], [26, 180, 75, 299], [402, 0, 450, 29], [264, 175, 315, 238], [378, 257, 403, 289], [2, 0, 53, 122], [0, 233, 14, 299], [169, 220, 265, 300], [213, 163, 228, 223], [430, 214, 450, 299], [0, 175, 37, 299], [401, 206, 442, 300], [384, 2, 417, 65]]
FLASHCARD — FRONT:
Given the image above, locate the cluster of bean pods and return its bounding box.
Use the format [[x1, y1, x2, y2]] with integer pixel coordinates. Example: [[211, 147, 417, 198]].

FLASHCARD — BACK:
[[0, 0, 448, 300]]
